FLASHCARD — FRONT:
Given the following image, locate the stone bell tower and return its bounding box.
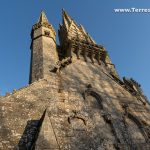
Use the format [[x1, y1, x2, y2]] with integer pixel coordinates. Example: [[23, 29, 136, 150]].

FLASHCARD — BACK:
[[29, 11, 58, 83]]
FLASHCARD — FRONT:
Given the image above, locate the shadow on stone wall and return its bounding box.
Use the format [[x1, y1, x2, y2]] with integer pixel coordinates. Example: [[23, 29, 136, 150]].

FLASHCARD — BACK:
[[17, 120, 39, 150], [59, 61, 150, 149]]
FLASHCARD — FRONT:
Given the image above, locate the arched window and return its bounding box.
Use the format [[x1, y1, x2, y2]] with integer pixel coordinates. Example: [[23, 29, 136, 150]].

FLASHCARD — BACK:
[[86, 93, 102, 110], [83, 86, 103, 109]]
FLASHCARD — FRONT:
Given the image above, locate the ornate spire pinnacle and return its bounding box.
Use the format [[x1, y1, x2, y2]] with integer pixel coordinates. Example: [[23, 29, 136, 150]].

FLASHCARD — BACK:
[[62, 9, 73, 30], [62, 9, 71, 21], [32, 11, 56, 37], [38, 10, 49, 23], [80, 24, 96, 44]]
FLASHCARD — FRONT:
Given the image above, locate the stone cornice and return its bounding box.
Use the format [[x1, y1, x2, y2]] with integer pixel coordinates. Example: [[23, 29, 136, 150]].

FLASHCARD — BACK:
[[32, 22, 56, 36]]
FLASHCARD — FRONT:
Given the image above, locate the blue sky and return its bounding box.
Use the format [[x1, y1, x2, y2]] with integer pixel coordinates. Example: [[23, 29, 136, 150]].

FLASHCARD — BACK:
[[0, 0, 150, 100]]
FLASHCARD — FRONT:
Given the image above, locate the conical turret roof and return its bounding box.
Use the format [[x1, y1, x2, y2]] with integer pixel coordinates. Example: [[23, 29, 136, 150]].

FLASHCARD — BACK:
[[38, 11, 49, 23]]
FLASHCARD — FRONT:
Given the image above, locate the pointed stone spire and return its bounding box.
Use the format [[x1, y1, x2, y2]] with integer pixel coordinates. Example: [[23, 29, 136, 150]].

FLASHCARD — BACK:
[[38, 10, 49, 23], [80, 24, 96, 44], [34, 109, 59, 149], [62, 9, 72, 23], [87, 33, 96, 44], [80, 24, 87, 35], [62, 9, 73, 30]]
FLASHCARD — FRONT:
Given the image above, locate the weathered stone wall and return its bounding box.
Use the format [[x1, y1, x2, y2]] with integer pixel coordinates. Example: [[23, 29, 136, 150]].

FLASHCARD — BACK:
[[0, 75, 59, 149], [59, 59, 150, 149], [30, 35, 44, 83], [0, 59, 149, 149]]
